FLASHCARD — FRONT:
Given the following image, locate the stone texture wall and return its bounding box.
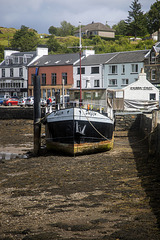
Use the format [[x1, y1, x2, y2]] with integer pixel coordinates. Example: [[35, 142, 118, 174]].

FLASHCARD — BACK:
[[115, 111, 160, 159], [0, 107, 45, 120], [115, 112, 142, 131], [139, 111, 160, 159]]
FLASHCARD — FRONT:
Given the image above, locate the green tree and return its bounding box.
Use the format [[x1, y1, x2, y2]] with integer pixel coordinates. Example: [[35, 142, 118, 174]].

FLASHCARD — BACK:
[[126, 0, 148, 37], [46, 34, 61, 52], [112, 20, 127, 35], [11, 25, 39, 51], [59, 21, 75, 37], [0, 45, 4, 62], [147, 0, 160, 40], [48, 26, 57, 35]]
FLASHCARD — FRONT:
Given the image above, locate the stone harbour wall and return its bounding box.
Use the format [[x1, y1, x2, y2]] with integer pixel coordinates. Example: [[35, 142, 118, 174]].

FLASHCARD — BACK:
[[115, 112, 142, 131], [115, 110, 160, 159], [0, 107, 45, 120]]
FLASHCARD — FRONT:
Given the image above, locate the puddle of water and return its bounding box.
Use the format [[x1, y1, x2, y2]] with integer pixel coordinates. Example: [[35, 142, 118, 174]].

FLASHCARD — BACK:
[[0, 143, 33, 160]]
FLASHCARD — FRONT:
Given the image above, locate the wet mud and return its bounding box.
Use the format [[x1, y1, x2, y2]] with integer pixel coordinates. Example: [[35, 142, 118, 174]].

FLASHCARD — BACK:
[[0, 120, 160, 239]]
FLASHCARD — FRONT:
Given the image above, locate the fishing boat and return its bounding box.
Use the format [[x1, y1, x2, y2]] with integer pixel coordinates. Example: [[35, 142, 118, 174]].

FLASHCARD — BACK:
[[45, 107, 114, 156], [43, 23, 114, 155]]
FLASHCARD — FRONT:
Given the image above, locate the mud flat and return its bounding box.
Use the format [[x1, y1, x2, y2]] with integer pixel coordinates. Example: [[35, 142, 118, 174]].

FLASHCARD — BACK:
[[0, 120, 160, 239]]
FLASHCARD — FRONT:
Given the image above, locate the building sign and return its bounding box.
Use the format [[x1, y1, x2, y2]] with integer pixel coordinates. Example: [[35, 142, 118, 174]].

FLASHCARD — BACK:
[[0, 88, 20, 92], [130, 87, 153, 90]]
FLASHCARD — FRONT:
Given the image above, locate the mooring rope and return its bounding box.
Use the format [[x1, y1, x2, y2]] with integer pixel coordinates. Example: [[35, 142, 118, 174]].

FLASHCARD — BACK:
[[81, 108, 112, 141]]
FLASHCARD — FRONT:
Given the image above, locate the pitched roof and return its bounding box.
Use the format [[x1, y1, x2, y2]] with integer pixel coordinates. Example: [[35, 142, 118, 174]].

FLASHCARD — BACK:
[[76, 53, 118, 66], [75, 50, 149, 66], [107, 50, 149, 64], [0, 51, 36, 67], [75, 22, 115, 33], [29, 53, 80, 67]]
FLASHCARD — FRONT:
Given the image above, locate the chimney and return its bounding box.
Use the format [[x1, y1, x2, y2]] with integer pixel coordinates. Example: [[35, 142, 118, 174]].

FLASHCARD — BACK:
[[36, 46, 48, 57]]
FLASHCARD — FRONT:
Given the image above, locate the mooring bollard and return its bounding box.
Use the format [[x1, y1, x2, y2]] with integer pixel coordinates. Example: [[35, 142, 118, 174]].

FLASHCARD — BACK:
[[33, 73, 41, 156]]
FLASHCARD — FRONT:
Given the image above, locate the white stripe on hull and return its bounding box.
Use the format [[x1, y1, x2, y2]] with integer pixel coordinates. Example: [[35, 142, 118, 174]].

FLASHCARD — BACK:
[[47, 107, 113, 124]]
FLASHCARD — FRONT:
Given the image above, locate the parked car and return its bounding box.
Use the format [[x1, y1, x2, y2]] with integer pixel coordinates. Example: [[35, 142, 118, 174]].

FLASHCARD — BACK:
[[41, 98, 46, 107], [0, 98, 4, 105], [25, 97, 34, 106], [18, 97, 27, 107], [26, 97, 47, 107], [3, 98, 19, 106]]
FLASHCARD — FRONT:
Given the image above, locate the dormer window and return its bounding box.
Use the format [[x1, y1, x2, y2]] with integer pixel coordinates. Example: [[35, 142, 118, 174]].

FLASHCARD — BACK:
[[23, 57, 27, 64], [151, 52, 156, 63], [14, 56, 19, 64], [5, 58, 9, 65]]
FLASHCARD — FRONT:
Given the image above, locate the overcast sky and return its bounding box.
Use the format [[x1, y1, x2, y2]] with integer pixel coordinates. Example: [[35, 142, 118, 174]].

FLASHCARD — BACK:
[[0, 0, 156, 34]]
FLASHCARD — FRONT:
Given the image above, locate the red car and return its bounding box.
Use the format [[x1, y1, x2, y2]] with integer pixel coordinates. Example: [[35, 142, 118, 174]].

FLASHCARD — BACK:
[[3, 98, 19, 106]]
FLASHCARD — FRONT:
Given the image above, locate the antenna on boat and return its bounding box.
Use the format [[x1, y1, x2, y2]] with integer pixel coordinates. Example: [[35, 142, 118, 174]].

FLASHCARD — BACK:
[[79, 21, 82, 106], [68, 22, 93, 107]]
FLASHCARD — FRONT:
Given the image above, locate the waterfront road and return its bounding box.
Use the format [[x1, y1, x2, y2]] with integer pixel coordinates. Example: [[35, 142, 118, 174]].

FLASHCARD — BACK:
[[0, 120, 160, 239]]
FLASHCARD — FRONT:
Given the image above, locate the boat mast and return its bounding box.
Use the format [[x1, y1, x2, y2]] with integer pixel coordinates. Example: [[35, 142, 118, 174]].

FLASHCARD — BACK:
[[79, 22, 82, 106]]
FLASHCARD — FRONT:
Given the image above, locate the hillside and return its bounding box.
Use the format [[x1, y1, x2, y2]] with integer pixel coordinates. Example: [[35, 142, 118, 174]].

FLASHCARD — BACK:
[[0, 27, 17, 47], [0, 27, 156, 57]]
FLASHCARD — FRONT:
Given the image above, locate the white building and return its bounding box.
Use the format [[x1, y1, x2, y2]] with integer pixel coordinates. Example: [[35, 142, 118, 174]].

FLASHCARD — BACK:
[[108, 69, 159, 111], [0, 46, 48, 98]]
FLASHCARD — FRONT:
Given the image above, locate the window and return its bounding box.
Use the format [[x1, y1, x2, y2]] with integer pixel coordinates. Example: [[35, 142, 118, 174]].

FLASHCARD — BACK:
[[52, 88, 55, 96], [43, 89, 46, 99], [93, 92, 100, 100], [84, 92, 91, 100], [19, 68, 23, 77], [51, 73, 57, 85], [122, 65, 125, 74], [5, 58, 9, 65], [131, 64, 138, 73], [62, 72, 67, 85], [151, 52, 156, 63], [109, 65, 117, 74], [14, 57, 19, 64], [2, 69, 5, 77], [74, 92, 80, 99], [10, 68, 13, 77], [109, 79, 117, 86], [86, 80, 90, 88], [77, 80, 80, 87], [23, 57, 27, 64], [94, 79, 100, 87], [151, 69, 156, 80], [67, 89, 70, 95], [77, 67, 85, 74], [150, 93, 156, 100], [91, 67, 99, 74], [122, 79, 129, 85], [42, 73, 46, 85], [47, 89, 51, 98]]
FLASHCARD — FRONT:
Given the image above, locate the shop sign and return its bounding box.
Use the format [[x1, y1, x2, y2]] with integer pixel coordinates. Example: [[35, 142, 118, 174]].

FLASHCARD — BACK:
[[130, 86, 153, 90]]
